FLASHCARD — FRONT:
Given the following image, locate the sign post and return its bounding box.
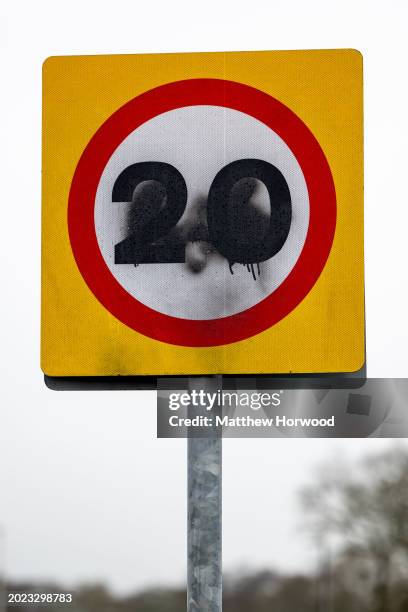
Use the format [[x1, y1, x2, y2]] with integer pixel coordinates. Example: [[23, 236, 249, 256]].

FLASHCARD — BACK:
[[187, 377, 222, 611], [42, 50, 364, 611]]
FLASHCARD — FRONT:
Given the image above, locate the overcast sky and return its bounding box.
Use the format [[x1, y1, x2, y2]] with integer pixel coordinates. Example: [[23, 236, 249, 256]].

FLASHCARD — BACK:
[[1, 0, 408, 597], [0, 393, 401, 594]]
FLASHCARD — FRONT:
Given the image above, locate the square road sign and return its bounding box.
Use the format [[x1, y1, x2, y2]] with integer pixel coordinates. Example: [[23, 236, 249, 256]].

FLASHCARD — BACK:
[[41, 49, 364, 377]]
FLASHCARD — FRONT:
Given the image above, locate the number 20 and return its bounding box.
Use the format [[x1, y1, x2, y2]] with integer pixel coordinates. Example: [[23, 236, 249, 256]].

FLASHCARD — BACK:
[[113, 158, 292, 265]]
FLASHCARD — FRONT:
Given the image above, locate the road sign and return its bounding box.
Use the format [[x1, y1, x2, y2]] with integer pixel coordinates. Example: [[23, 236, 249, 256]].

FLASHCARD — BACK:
[[42, 50, 364, 377]]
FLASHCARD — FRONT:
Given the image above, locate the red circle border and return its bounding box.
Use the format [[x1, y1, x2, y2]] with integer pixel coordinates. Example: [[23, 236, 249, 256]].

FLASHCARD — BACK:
[[68, 79, 336, 347]]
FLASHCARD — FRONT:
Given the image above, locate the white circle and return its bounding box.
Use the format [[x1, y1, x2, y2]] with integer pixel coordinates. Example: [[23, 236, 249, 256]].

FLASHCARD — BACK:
[[95, 105, 309, 320]]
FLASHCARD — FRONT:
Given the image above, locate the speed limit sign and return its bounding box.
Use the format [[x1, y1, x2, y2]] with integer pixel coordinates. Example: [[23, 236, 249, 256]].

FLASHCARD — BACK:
[[42, 50, 364, 377]]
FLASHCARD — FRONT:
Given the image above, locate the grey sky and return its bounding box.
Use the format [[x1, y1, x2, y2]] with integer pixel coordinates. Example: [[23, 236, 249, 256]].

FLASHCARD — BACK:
[[0, 394, 401, 594]]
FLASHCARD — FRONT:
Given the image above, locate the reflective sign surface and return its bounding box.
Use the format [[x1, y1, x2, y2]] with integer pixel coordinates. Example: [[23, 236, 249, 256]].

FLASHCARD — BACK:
[[42, 50, 364, 376]]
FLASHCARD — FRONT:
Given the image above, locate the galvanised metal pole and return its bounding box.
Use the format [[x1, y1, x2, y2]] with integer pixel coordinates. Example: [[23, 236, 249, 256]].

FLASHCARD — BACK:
[[187, 377, 222, 611]]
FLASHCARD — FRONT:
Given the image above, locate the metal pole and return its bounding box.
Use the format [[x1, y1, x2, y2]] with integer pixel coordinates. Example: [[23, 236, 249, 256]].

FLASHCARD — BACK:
[[187, 377, 222, 611]]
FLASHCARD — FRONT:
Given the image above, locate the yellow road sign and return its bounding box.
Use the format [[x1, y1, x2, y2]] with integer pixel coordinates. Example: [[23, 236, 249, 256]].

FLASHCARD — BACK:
[[41, 49, 364, 377]]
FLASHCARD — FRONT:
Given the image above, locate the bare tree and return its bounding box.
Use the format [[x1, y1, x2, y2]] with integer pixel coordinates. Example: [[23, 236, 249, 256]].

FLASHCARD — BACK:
[[301, 446, 408, 612]]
